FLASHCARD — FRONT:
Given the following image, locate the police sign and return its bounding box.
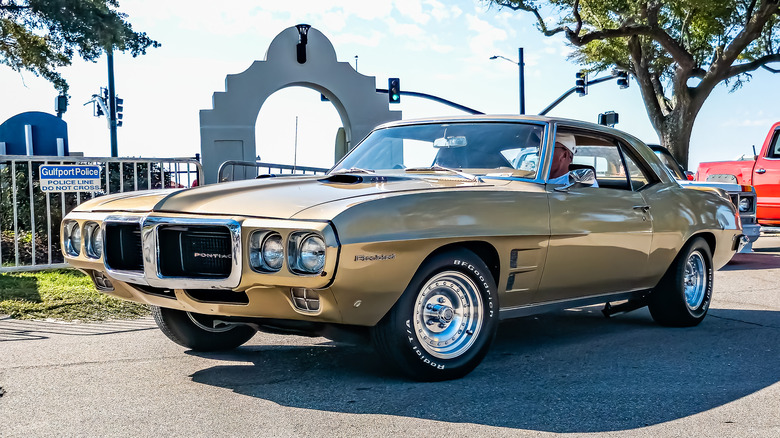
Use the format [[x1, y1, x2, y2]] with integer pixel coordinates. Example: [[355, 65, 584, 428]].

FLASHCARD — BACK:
[[39, 165, 102, 192]]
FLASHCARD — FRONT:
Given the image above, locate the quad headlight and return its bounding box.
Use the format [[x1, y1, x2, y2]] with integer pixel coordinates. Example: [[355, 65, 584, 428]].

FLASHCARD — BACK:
[[289, 233, 326, 275], [63, 220, 81, 256], [249, 230, 327, 275], [84, 222, 103, 259], [249, 231, 284, 272]]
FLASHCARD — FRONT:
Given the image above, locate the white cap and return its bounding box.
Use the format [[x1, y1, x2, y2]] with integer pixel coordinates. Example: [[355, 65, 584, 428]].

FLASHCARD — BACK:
[[555, 133, 576, 154]]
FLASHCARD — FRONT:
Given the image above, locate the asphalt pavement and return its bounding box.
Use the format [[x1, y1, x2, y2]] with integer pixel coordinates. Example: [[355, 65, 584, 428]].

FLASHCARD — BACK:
[[1, 237, 778, 437]]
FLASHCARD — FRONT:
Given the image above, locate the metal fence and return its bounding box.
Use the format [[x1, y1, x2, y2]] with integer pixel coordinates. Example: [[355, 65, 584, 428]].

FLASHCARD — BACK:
[[217, 160, 328, 182], [0, 155, 202, 273]]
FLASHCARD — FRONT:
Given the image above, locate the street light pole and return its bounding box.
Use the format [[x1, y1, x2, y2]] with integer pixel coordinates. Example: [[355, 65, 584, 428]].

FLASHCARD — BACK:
[[490, 48, 526, 115], [518, 48, 525, 115]]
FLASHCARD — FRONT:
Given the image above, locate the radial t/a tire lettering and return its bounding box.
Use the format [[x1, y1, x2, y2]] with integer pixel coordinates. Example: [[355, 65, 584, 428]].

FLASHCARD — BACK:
[[648, 237, 713, 327], [370, 249, 499, 381], [152, 306, 257, 351]]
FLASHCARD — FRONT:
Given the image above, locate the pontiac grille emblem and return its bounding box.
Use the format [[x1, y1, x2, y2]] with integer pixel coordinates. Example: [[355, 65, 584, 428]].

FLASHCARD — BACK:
[[193, 252, 231, 259]]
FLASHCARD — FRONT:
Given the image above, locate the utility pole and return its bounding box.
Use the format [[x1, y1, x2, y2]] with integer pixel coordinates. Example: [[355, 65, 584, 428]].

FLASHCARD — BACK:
[[107, 48, 118, 157]]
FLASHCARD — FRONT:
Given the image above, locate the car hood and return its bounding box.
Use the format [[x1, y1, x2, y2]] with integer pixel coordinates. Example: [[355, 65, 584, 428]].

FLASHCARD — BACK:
[[73, 174, 499, 219], [677, 180, 751, 195]]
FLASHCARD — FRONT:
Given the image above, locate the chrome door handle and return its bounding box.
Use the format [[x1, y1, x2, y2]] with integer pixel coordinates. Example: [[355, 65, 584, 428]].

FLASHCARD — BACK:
[[756, 168, 766, 174], [633, 205, 651, 212]]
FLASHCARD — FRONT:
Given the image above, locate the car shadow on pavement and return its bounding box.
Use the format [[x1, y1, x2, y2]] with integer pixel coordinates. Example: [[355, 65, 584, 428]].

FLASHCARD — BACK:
[[721, 251, 780, 271], [188, 306, 780, 433]]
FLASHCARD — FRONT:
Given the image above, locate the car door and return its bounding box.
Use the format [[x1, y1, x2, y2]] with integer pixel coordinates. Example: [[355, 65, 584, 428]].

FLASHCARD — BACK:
[[752, 127, 780, 222], [538, 130, 654, 302]]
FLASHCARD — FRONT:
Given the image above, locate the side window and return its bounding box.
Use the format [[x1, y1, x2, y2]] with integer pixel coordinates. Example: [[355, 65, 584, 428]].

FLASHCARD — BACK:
[[567, 133, 631, 190], [769, 130, 780, 159], [622, 149, 651, 190]]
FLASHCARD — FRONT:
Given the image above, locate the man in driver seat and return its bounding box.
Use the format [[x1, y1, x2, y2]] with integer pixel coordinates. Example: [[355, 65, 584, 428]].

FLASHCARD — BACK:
[[548, 133, 597, 187]]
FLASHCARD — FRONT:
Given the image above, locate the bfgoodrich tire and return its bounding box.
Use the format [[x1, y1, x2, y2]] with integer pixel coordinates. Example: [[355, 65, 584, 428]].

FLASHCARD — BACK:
[[370, 249, 499, 381], [151, 306, 257, 351], [648, 237, 713, 327]]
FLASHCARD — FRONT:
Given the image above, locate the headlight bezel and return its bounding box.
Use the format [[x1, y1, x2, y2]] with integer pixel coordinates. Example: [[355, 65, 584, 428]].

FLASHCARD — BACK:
[[62, 220, 81, 257], [738, 197, 752, 213], [249, 230, 285, 273], [83, 222, 103, 259], [288, 232, 326, 275]]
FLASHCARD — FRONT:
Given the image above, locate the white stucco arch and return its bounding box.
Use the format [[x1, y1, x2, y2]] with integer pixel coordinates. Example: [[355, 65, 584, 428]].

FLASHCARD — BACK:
[[199, 25, 401, 184]]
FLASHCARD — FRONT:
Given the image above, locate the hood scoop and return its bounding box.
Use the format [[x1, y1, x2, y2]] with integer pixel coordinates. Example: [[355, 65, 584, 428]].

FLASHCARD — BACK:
[[319, 174, 410, 185], [320, 174, 364, 184]]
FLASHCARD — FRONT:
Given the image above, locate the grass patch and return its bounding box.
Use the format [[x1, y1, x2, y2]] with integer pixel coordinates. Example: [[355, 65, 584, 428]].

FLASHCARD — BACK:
[[0, 269, 149, 321]]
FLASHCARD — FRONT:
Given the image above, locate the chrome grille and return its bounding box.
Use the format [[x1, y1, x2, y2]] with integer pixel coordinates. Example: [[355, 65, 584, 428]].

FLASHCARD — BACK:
[[158, 226, 232, 278], [104, 223, 143, 271]]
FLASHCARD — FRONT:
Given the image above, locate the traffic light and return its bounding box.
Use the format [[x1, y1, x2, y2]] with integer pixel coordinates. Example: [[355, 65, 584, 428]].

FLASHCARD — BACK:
[[615, 70, 629, 89], [598, 111, 619, 127], [115, 96, 124, 127], [388, 78, 400, 103], [575, 71, 588, 96], [55, 95, 68, 116]]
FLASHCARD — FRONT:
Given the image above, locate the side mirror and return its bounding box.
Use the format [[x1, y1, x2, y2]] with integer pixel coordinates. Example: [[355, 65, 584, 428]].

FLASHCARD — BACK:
[[555, 167, 596, 192]]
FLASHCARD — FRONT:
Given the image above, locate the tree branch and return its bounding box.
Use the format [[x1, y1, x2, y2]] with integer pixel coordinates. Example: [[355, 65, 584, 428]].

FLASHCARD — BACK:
[[763, 64, 780, 73], [702, 0, 780, 88], [628, 35, 667, 128], [650, 73, 673, 113], [728, 53, 780, 76], [489, 0, 568, 36], [745, 0, 758, 27], [572, 0, 582, 35]]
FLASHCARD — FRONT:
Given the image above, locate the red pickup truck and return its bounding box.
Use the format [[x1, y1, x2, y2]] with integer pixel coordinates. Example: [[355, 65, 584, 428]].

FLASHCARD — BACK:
[[696, 122, 780, 226]]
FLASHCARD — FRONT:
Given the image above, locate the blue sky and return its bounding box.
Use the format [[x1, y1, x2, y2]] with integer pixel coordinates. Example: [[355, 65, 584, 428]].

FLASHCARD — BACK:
[[1, 0, 778, 170]]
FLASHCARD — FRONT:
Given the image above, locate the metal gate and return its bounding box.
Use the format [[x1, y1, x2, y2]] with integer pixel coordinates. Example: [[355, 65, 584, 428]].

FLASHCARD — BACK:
[[0, 155, 202, 273], [217, 160, 328, 182]]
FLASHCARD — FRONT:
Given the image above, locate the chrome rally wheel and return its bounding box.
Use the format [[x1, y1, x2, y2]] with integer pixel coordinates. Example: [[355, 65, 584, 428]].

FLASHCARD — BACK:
[[649, 237, 713, 327], [371, 249, 499, 381], [683, 250, 707, 311], [413, 271, 483, 360]]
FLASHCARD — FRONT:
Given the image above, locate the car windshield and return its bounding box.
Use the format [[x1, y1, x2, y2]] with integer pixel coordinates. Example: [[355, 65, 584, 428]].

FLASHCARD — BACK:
[[332, 122, 545, 179], [653, 150, 687, 180]]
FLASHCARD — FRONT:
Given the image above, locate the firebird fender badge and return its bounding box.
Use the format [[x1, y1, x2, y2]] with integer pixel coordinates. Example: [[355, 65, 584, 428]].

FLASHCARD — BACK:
[[354, 254, 396, 262]]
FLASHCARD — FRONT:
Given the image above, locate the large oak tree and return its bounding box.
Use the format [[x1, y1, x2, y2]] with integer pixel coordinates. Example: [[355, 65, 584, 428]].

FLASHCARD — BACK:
[[488, 0, 779, 167], [0, 0, 158, 94]]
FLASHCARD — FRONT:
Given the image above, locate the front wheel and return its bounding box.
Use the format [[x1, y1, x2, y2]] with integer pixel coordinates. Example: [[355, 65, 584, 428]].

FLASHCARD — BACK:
[[371, 249, 498, 381], [648, 237, 713, 327], [151, 306, 257, 351]]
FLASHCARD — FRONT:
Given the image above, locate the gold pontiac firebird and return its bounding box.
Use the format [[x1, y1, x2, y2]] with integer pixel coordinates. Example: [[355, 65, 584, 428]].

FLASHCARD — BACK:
[[62, 116, 746, 381]]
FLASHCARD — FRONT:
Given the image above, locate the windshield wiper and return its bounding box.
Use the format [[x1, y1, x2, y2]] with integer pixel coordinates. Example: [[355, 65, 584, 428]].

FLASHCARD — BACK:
[[404, 165, 482, 182], [331, 167, 375, 174]]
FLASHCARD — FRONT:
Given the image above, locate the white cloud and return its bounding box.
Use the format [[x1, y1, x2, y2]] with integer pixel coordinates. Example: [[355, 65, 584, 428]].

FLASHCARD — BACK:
[[465, 14, 507, 55], [386, 18, 426, 38], [330, 31, 384, 48], [394, 0, 430, 24], [427, 0, 457, 21]]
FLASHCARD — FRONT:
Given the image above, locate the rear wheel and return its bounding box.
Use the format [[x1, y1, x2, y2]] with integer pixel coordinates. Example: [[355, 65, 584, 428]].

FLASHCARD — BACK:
[[371, 249, 498, 381], [151, 306, 257, 351], [649, 237, 713, 327]]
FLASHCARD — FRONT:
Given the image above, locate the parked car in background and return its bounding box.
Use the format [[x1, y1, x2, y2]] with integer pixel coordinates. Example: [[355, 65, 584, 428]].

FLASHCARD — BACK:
[[696, 122, 780, 226], [61, 116, 745, 381], [651, 145, 760, 252]]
